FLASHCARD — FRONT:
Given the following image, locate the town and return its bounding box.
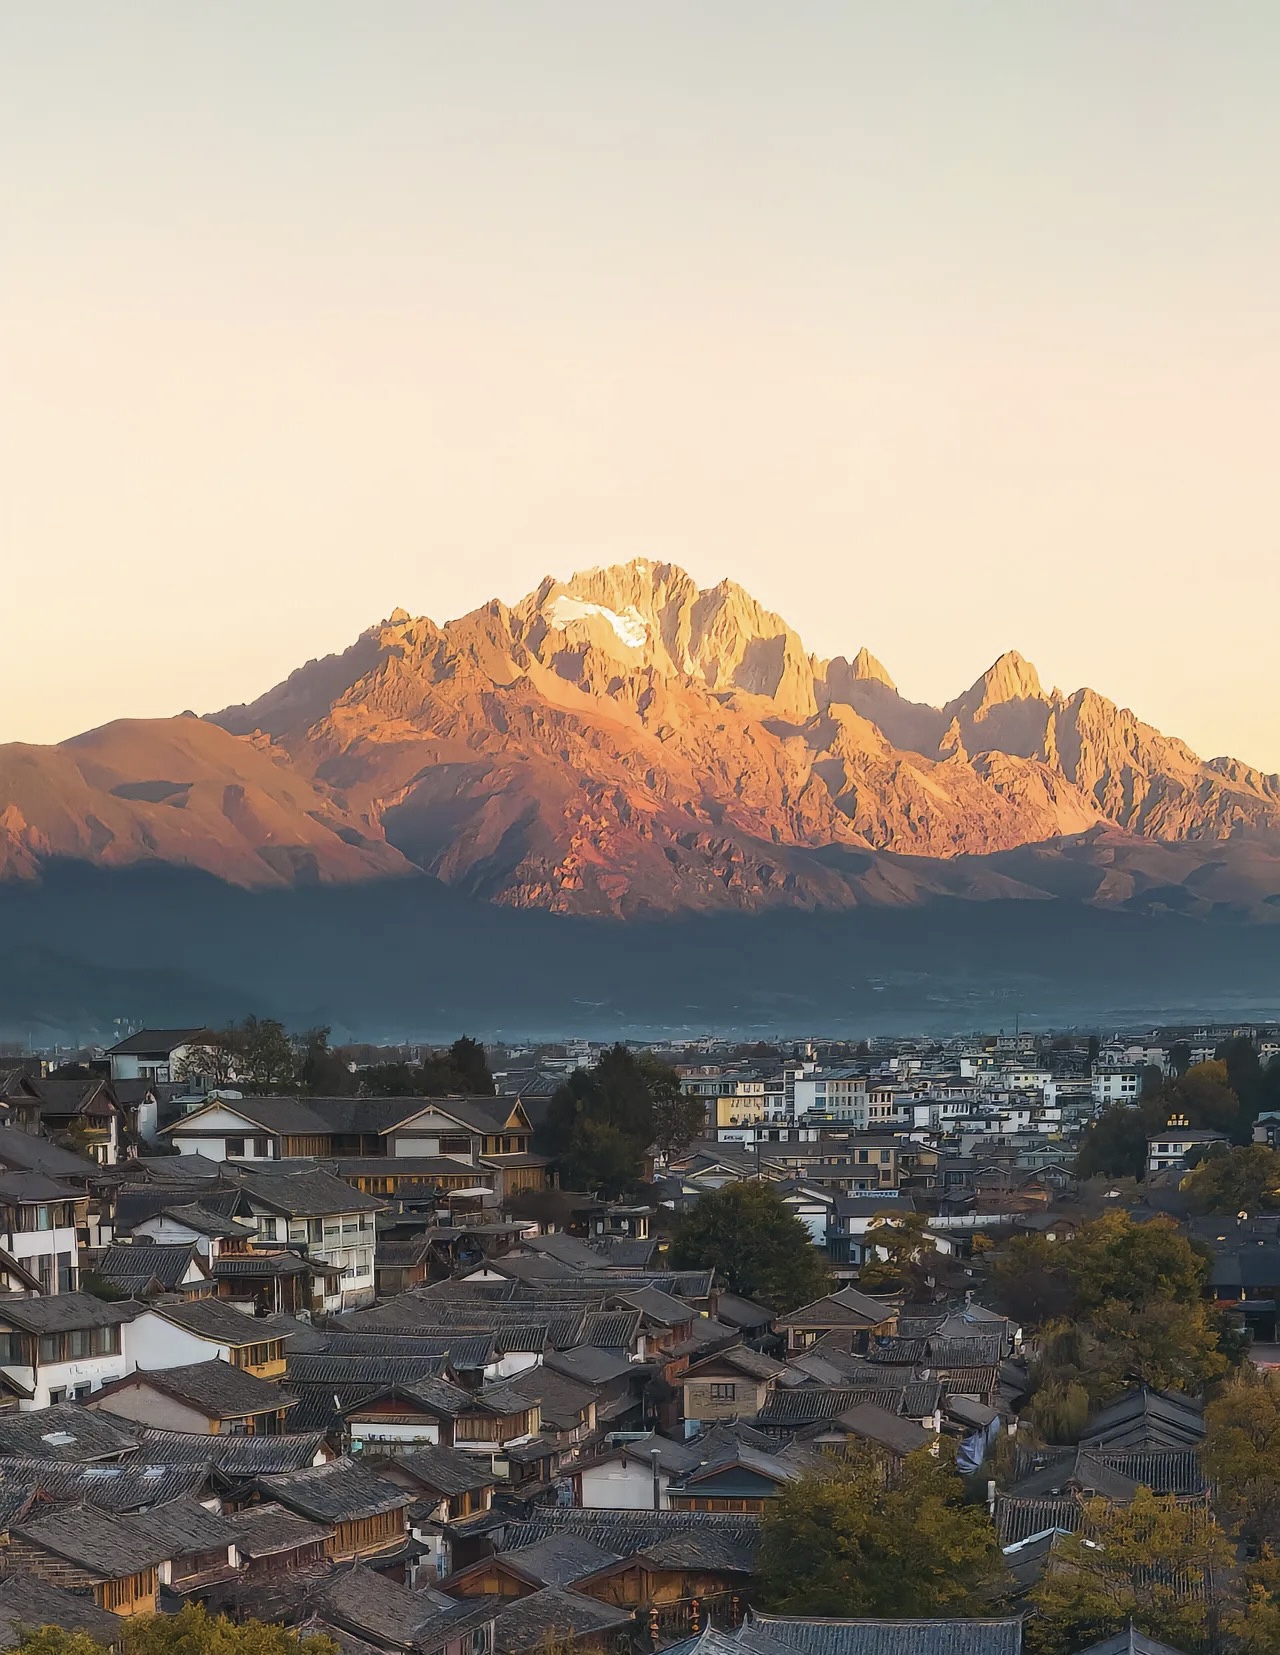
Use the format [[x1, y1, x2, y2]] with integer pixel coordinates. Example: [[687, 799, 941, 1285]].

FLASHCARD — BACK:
[[0, 1017, 1275, 1655]]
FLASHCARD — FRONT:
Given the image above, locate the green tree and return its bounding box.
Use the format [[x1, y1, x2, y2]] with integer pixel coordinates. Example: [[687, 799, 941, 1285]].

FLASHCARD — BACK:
[[446, 1035, 494, 1095], [1218, 1035, 1263, 1131], [985, 1233, 1074, 1328], [1169, 1040, 1192, 1077], [1184, 1143, 1280, 1214], [860, 1211, 939, 1294], [236, 1016, 298, 1093], [1063, 1212, 1208, 1316], [1157, 1059, 1240, 1134], [1074, 1104, 1147, 1180], [669, 1181, 830, 1311], [1026, 1487, 1232, 1655], [1204, 1375, 1280, 1540], [295, 1027, 357, 1096], [646, 1064, 707, 1160], [15, 1607, 336, 1655], [756, 1449, 1002, 1617], [535, 1044, 679, 1195]]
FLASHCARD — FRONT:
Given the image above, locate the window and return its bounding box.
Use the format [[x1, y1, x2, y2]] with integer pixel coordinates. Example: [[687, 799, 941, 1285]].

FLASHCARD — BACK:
[[57, 1253, 75, 1293], [709, 1382, 737, 1401], [66, 1329, 93, 1360], [35, 1255, 54, 1295], [38, 1335, 60, 1364], [34, 1206, 52, 1232], [0, 1331, 22, 1364], [48, 1387, 66, 1405], [253, 1137, 269, 1157], [72, 1382, 92, 1400], [880, 1150, 891, 1163], [94, 1326, 120, 1357], [225, 1138, 246, 1158]]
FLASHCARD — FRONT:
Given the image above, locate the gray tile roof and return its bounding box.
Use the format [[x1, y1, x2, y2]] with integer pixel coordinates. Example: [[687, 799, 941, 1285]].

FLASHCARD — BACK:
[[500, 1508, 759, 1557], [226, 1500, 334, 1557], [123, 1497, 238, 1558], [497, 1534, 621, 1587], [0, 1293, 135, 1333], [96, 1243, 202, 1293], [778, 1288, 894, 1329], [235, 1165, 385, 1216], [258, 1455, 413, 1523], [0, 1571, 123, 1648], [1080, 1388, 1205, 1451], [833, 1403, 936, 1456], [11, 1502, 176, 1576], [370, 1444, 498, 1498], [747, 1614, 1024, 1655], [107, 1359, 296, 1420], [135, 1427, 327, 1474], [151, 1296, 281, 1344], [288, 1354, 454, 1390], [491, 1587, 632, 1655], [0, 1402, 139, 1462], [309, 1561, 449, 1645], [0, 1457, 210, 1512]]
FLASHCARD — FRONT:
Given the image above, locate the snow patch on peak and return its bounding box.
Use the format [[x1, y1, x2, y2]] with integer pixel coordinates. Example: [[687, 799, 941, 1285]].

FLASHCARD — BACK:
[[546, 594, 649, 650]]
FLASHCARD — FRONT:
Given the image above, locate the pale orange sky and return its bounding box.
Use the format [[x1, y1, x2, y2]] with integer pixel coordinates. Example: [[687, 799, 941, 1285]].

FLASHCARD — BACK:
[[3, 3, 1279, 769]]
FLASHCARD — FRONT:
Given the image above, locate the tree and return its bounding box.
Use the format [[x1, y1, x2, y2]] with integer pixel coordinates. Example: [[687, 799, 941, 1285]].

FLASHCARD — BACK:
[[1184, 1143, 1280, 1214], [1074, 1104, 1147, 1181], [1169, 1040, 1192, 1077], [295, 1027, 357, 1096], [1026, 1487, 1232, 1655], [1204, 1374, 1280, 1540], [15, 1607, 336, 1655], [669, 1182, 830, 1311], [1063, 1212, 1209, 1316], [535, 1044, 664, 1195], [859, 1211, 940, 1295], [647, 1064, 706, 1160], [1158, 1059, 1240, 1135], [235, 1016, 297, 1093], [755, 1449, 1002, 1617], [446, 1035, 494, 1095], [985, 1233, 1074, 1328], [1218, 1035, 1263, 1131], [173, 1033, 238, 1088]]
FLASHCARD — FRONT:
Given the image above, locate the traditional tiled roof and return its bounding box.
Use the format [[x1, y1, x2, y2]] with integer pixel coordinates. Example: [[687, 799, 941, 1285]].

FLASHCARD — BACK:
[[496, 1366, 599, 1430], [493, 1534, 621, 1587], [157, 1201, 255, 1238], [135, 1427, 327, 1474], [833, 1403, 935, 1456], [288, 1354, 454, 1390], [0, 1402, 139, 1462], [500, 1508, 760, 1557], [0, 1293, 134, 1333], [123, 1497, 238, 1558], [370, 1444, 498, 1497], [0, 1571, 124, 1648], [106, 1029, 206, 1056], [234, 1165, 385, 1216], [715, 1293, 775, 1330], [1080, 1388, 1205, 1451], [686, 1345, 786, 1382], [994, 1494, 1083, 1546], [777, 1288, 896, 1329], [257, 1456, 413, 1523], [309, 1562, 449, 1646], [744, 1615, 1023, 1655], [95, 1243, 202, 1293], [1009, 1447, 1207, 1501], [490, 1587, 632, 1655], [226, 1500, 334, 1557], [103, 1359, 296, 1421], [11, 1502, 175, 1576], [148, 1295, 281, 1344], [0, 1457, 210, 1512]]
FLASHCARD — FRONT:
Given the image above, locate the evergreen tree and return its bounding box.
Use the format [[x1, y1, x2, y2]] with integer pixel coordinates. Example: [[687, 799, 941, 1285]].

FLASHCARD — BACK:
[[669, 1182, 830, 1311]]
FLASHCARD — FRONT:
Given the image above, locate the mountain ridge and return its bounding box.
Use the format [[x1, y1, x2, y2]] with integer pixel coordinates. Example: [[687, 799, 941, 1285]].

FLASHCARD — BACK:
[[3, 559, 1279, 919]]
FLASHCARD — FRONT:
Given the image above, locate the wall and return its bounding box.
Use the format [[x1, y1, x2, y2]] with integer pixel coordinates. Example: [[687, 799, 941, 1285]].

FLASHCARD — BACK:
[[579, 1457, 669, 1510], [89, 1383, 213, 1433], [8, 1349, 129, 1410], [125, 1312, 227, 1370]]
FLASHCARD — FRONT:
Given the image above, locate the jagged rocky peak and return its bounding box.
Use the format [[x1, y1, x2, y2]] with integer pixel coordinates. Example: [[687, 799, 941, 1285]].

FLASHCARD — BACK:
[[962, 650, 1046, 713], [850, 646, 896, 689]]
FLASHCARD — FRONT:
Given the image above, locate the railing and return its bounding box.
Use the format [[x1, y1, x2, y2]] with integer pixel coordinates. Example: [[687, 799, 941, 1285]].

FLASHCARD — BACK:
[[645, 1591, 747, 1645]]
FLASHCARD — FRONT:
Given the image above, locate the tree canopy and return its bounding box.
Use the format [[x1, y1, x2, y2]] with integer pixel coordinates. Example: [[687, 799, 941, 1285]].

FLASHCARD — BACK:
[[668, 1181, 831, 1311], [755, 1449, 1001, 1618], [14, 1606, 335, 1655], [1184, 1143, 1280, 1215], [534, 1044, 680, 1195]]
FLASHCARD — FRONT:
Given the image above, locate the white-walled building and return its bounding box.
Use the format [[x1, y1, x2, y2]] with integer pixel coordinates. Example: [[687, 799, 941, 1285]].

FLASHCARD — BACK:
[[0, 1293, 134, 1409]]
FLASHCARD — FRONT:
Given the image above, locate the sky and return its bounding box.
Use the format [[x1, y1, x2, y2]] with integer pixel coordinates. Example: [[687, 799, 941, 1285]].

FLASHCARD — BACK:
[[3, 3, 1279, 767]]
